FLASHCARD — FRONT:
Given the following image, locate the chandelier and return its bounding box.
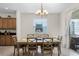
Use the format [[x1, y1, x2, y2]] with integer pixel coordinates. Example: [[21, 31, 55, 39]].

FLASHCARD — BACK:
[[35, 3, 48, 16]]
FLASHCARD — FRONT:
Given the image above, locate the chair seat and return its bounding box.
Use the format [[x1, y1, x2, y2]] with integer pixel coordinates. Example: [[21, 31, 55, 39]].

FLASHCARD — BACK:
[[29, 48, 37, 50], [14, 44, 26, 48], [43, 48, 52, 50], [29, 46, 37, 48], [28, 45, 37, 51]]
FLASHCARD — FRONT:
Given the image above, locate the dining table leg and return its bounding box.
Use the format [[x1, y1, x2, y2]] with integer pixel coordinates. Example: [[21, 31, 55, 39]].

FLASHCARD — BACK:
[[25, 45, 27, 55], [58, 42, 61, 56], [17, 44, 19, 56], [27, 45, 29, 56]]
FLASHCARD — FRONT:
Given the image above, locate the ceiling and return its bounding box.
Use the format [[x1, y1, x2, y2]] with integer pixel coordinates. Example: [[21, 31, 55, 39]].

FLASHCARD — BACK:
[[0, 3, 75, 14]]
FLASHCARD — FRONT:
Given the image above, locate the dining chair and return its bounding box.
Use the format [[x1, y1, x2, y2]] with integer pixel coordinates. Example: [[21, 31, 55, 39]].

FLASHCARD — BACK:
[[57, 36, 62, 55], [41, 38, 53, 56], [13, 37, 25, 56], [27, 38, 38, 56], [58, 36, 62, 42], [53, 36, 62, 56]]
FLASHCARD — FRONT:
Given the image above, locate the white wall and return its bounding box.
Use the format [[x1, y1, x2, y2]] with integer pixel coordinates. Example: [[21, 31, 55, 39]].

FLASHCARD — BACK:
[[47, 14, 60, 36], [0, 13, 16, 18], [60, 4, 79, 48], [21, 13, 60, 38]]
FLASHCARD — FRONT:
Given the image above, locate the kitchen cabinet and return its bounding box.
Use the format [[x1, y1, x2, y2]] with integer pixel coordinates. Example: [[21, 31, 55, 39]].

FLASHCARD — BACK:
[[0, 17, 16, 46], [0, 35, 16, 46], [2, 18, 8, 28], [0, 18, 16, 29]]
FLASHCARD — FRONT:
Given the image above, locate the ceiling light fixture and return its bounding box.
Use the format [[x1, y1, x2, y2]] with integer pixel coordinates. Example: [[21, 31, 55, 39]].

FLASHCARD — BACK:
[[35, 3, 48, 16]]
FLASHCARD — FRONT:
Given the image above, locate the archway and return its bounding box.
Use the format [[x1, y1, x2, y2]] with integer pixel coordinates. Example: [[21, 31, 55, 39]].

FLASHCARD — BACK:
[[60, 5, 79, 48], [69, 9, 79, 51]]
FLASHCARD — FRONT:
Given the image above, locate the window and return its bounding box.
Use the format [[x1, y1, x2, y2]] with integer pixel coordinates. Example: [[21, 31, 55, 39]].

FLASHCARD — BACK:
[[33, 19, 47, 33], [70, 19, 79, 36]]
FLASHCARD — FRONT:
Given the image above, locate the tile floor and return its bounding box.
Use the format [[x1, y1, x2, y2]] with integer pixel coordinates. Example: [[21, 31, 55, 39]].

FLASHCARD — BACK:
[[0, 46, 79, 56]]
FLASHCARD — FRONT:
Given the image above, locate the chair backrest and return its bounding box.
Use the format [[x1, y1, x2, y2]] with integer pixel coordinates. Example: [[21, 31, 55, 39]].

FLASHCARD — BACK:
[[27, 38, 37, 43], [33, 34, 49, 38], [41, 34, 49, 38], [43, 38, 53, 42], [42, 38, 53, 47], [27, 35, 37, 45], [58, 36, 62, 41], [27, 34, 49, 39], [27, 38, 38, 49], [27, 34, 34, 39], [12, 36, 17, 45]]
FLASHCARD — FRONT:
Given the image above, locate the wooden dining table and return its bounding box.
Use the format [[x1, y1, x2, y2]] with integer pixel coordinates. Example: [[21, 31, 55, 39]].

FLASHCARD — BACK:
[[16, 37, 61, 56]]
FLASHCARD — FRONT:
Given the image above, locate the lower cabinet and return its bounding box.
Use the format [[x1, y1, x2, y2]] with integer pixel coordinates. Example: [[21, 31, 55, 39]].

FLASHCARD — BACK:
[[0, 36, 6, 45], [0, 18, 16, 29], [0, 35, 15, 46]]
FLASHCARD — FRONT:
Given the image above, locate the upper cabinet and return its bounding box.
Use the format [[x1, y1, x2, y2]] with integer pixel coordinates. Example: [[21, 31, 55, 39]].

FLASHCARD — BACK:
[[12, 18, 16, 28], [2, 18, 8, 29], [7, 18, 12, 28], [0, 18, 16, 29]]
